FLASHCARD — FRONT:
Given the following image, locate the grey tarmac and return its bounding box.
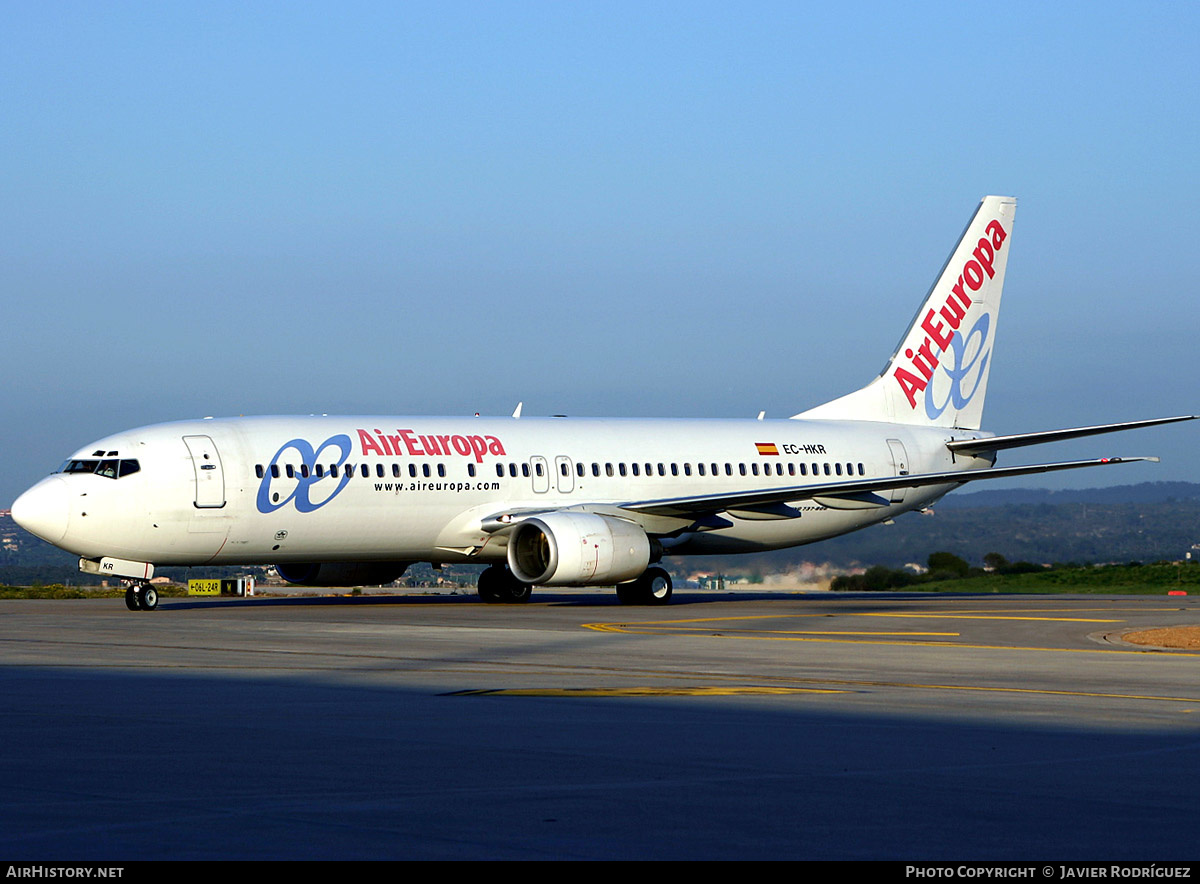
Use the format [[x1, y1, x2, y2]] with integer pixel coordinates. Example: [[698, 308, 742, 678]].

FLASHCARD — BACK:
[[1, 591, 1197, 860]]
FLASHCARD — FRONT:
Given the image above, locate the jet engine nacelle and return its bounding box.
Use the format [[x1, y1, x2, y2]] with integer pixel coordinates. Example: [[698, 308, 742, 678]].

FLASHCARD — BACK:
[[507, 512, 651, 586], [274, 562, 411, 587]]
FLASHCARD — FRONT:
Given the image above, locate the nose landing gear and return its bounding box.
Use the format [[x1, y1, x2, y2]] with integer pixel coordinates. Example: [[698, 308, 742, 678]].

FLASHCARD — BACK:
[[123, 582, 159, 611]]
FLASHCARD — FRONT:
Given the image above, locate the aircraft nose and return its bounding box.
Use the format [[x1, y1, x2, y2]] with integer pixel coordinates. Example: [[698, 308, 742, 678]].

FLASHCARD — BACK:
[[11, 477, 70, 546]]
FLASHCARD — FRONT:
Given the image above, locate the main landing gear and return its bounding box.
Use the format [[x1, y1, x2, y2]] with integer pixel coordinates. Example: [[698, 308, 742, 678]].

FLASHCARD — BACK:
[[616, 567, 673, 606], [123, 583, 159, 612], [477, 565, 533, 603], [475, 565, 674, 605]]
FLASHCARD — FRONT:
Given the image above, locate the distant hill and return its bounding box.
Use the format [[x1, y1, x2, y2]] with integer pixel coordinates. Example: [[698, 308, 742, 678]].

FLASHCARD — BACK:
[[936, 481, 1200, 508]]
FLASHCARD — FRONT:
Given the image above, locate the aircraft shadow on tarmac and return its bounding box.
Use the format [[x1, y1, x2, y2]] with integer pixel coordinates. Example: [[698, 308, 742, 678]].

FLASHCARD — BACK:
[[1, 664, 1197, 860]]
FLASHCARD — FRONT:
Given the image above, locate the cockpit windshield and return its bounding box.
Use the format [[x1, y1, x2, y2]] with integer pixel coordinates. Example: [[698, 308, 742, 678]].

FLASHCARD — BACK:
[[58, 459, 140, 479]]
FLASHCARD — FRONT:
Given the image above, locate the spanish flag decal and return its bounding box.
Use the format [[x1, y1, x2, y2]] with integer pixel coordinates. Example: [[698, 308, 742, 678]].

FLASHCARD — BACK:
[[755, 442, 779, 456]]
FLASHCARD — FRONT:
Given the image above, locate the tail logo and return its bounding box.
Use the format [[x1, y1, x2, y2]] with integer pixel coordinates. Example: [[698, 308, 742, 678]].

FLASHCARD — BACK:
[[892, 218, 1008, 411], [923, 312, 990, 420]]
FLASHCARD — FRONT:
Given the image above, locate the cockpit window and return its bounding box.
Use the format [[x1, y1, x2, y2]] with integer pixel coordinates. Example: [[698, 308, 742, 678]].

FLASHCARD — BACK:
[[59, 458, 140, 479]]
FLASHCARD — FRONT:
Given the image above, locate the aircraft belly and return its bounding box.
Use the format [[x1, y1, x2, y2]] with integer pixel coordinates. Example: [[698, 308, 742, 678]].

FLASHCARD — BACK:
[[245, 497, 456, 563]]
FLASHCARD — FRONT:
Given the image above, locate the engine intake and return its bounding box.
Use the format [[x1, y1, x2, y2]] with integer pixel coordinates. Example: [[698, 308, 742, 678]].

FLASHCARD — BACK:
[[507, 512, 651, 586]]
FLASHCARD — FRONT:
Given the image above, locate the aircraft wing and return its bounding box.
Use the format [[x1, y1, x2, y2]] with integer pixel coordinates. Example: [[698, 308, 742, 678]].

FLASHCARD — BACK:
[[618, 456, 1159, 518], [947, 415, 1197, 455]]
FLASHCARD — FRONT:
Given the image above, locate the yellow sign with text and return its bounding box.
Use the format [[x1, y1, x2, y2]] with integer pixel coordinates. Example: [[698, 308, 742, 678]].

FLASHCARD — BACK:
[[188, 579, 221, 596]]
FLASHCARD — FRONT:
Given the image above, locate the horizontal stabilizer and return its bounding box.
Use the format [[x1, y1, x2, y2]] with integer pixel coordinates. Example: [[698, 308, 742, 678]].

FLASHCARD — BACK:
[[947, 415, 1198, 455]]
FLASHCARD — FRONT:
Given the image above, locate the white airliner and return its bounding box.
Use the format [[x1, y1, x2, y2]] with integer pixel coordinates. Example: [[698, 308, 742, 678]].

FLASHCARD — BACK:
[[11, 196, 1196, 610]]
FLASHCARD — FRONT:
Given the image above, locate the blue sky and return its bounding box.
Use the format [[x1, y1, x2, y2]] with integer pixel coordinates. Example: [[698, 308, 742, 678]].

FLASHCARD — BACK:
[[3, 2, 1198, 506]]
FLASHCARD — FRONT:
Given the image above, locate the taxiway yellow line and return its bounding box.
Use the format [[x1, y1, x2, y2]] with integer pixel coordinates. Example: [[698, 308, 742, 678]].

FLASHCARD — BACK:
[[583, 619, 1200, 656]]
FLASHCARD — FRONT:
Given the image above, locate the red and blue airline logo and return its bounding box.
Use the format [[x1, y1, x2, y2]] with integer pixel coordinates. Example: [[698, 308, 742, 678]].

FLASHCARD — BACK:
[[892, 217, 1007, 419]]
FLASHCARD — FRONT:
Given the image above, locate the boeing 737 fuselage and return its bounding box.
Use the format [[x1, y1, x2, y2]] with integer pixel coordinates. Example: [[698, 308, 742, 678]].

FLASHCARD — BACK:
[[11, 196, 1196, 609]]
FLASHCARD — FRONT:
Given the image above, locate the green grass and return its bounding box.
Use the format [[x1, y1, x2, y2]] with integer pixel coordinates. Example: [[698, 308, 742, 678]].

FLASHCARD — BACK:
[[910, 562, 1200, 594], [0, 584, 189, 600]]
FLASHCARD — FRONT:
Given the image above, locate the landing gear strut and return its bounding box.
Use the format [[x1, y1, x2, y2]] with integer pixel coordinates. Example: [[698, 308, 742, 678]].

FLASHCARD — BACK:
[[477, 565, 532, 603], [616, 567, 673, 605], [124, 583, 159, 612]]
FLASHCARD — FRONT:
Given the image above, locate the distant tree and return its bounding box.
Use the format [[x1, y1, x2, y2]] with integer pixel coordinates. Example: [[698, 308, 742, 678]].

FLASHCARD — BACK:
[[927, 551, 970, 578], [862, 565, 896, 591], [983, 552, 1009, 572]]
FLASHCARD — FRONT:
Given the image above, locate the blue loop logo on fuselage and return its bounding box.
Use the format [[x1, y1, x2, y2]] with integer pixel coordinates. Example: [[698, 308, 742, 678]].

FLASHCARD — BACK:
[[256, 435, 353, 514], [924, 312, 991, 420]]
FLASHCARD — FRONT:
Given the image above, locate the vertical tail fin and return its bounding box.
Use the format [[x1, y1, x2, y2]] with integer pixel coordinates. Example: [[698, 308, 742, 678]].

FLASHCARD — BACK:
[[794, 195, 1016, 429]]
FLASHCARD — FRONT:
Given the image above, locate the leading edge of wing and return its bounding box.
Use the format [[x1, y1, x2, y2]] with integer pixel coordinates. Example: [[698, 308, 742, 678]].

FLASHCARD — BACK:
[[947, 415, 1198, 455], [619, 456, 1160, 518]]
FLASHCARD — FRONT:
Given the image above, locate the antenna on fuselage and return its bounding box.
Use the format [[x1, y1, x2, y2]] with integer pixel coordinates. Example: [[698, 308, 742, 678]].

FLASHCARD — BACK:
[[512, 402, 523, 419]]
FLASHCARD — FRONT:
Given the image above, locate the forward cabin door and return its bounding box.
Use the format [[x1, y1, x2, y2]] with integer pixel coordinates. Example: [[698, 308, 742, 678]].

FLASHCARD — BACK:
[[183, 435, 226, 508]]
